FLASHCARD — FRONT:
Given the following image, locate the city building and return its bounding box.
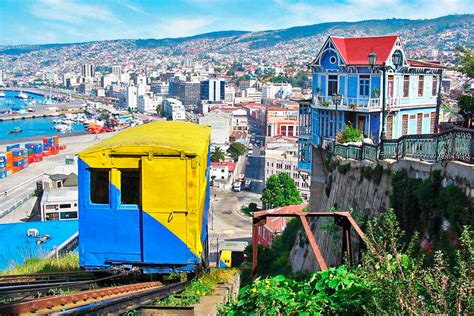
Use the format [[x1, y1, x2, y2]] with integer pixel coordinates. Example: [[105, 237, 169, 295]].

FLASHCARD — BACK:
[[137, 92, 162, 113], [151, 81, 169, 96], [169, 80, 200, 105], [112, 65, 122, 78], [262, 83, 293, 100], [81, 63, 95, 78], [126, 84, 138, 110], [298, 35, 444, 174], [198, 111, 232, 145], [0, 70, 4, 86], [163, 98, 186, 121], [265, 136, 310, 200], [200, 78, 226, 102], [266, 103, 299, 137], [255, 204, 308, 247]]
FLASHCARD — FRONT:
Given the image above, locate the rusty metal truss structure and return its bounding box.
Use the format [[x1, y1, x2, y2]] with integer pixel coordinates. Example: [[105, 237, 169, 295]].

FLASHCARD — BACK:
[[252, 210, 366, 277]]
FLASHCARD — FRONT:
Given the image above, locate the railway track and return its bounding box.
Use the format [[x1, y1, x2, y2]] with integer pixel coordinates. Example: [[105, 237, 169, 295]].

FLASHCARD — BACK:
[[0, 280, 187, 315]]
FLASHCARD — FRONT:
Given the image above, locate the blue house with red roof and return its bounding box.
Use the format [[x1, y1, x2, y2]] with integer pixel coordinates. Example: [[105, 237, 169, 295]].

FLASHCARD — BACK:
[[298, 35, 445, 173]]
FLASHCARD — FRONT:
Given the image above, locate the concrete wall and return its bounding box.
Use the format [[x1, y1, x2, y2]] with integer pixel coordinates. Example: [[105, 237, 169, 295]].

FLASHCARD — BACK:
[[290, 152, 474, 273]]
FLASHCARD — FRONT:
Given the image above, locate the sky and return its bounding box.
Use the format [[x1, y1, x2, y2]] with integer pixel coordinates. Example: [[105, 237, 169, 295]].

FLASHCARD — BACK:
[[0, 0, 472, 46]]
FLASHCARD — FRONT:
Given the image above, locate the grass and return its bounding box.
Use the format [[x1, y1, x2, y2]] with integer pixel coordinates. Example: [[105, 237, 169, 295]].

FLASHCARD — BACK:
[[2, 252, 80, 275], [155, 268, 237, 307]]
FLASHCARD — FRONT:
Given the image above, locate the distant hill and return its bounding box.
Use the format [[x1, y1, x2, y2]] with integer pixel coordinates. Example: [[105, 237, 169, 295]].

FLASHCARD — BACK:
[[1, 14, 472, 56]]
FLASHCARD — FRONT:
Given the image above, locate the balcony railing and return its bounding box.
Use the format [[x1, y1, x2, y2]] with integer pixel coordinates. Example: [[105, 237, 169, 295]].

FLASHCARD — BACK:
[[331, 128, 474, 164], [313, 95, 401, 110]]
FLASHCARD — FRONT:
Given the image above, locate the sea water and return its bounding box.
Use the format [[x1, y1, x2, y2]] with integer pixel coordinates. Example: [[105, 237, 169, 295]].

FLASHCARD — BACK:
[[0, 91, 85, 141]]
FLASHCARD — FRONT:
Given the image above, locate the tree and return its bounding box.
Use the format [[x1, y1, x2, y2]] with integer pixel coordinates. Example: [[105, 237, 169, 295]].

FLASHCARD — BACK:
[[211, 147, 225, 162], [248, 202, 258, 212], [227, 142, 247, 159], [455, 46, 474, 128], [261, 173, 303, 209]]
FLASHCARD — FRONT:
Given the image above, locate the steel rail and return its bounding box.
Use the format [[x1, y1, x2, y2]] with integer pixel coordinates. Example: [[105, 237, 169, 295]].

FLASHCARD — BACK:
[[0, 281, 175, 315], [0, 274, 122, 299], [56, 281, 188, 315]]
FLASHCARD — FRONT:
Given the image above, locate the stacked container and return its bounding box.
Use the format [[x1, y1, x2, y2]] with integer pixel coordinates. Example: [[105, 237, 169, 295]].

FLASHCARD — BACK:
[[25, 143, 44, 164], [11, 148, 26, 173], [0, 153, 7, 178], [43, 136, 59, 156], [5, 151, 13, 175]]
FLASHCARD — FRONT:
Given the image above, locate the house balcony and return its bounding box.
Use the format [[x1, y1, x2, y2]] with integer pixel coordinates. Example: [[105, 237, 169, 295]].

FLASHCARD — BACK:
[[313, 95, 436, 112]]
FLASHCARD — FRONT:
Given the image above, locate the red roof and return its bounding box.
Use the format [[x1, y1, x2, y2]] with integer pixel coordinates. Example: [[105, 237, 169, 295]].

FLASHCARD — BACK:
[[211, 161, 236, 172], [407, 59, 445, 69], [331, 36, 399, 65]]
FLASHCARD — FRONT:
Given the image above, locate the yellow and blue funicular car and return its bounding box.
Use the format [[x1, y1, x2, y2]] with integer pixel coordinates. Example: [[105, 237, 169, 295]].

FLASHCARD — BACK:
[[77, 121, 211, 273], [219, 240, 248, 268]]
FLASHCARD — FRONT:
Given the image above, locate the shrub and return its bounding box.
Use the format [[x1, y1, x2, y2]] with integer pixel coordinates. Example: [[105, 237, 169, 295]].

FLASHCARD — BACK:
[[337, 163, 350, 174]]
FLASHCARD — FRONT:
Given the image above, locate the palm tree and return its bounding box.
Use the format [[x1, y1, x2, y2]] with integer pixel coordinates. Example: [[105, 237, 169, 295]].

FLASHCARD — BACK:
[[211, 147, 225, 162]]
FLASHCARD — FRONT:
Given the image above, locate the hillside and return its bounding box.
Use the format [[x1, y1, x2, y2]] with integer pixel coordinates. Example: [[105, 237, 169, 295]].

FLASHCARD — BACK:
[[1, 14, 472, 57]]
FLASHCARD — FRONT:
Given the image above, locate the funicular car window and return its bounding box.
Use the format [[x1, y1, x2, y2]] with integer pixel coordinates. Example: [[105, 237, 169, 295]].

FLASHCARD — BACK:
[[120, 169, 140, 205], [90, 169, 109, 204]]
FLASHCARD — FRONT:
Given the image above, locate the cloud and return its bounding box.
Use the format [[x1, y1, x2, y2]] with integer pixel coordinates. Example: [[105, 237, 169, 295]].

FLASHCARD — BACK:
[[273, 0, 474, 27], [151, 17, 215, 38], [119, 0, 144, 14], [29, 0, 122, 24]]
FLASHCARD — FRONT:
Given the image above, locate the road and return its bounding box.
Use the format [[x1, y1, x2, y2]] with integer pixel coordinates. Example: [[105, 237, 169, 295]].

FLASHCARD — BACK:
[[0, 132, 117, 223]]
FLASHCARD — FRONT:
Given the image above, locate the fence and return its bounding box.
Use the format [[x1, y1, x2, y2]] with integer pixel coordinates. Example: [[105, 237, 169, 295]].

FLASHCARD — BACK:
[[333, 128, 474, 164]]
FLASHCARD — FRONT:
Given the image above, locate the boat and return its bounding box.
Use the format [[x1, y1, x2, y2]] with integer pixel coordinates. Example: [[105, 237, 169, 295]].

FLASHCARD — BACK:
[[0, 91, 5, 98], [16, 91, 28, 100], [8, 127, 22, 134], [53, 123, 72, 133]]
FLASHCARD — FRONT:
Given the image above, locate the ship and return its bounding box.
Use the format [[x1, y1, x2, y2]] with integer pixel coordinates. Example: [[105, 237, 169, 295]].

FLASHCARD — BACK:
[[0, 91, 5, 98], [16, 91, 28, 100], [8, 127, 22, 134]]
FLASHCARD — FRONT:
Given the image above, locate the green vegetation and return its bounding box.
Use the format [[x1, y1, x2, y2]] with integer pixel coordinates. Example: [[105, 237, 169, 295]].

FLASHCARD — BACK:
[[337, 162, 351, 174], [261, 173, 303, 209], [243, 218, 303, 278], [3, 253, 79, 275], [156, 269, 237, 307], [222, 266, 370, 315], [227, 142, 247, 159], [336, 123, 363, 143], [455, 45, 474, 128], [211, 146, 225, 162], [391, 170, 472, 264], [360, 164, 384, 184], [222, 211, 473, 315], [241, 202, 259, 217]]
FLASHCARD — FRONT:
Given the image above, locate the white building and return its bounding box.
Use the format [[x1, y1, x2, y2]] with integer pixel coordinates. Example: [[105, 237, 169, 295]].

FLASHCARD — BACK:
[[225, 86, 236, 104], [262, 83, 293, 100], [163, 98, 186, 121], [264, 136, 310, 201], [41, 187, 78, 221], [241, 88, 262, 102], [201, 78, 225, 102], [0, 70, 4, 86], [127, 84, 138, 110], [81, 63, 94, 78], [231, 108, 248, 132], [199, 111, 232, 145], [137, 92, 162, 113], [112, 65, 122, 78]]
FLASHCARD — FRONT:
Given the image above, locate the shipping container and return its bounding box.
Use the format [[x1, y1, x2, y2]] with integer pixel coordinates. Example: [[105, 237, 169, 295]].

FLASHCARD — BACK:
[[6, 144, 20, 152]]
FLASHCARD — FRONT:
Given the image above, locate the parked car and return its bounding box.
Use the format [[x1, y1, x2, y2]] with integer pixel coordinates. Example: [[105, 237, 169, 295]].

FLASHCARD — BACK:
[[244, 180, 252, 190]]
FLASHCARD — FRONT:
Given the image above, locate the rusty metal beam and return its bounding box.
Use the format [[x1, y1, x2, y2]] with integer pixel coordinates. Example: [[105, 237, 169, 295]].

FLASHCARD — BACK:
[[251, 222, 259, 279], [299, 215, 327, 271]]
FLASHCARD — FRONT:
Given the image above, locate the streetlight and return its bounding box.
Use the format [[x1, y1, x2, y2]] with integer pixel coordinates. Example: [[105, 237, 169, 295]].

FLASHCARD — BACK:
[[368, 50, 403, 159], [331, 93, 342, 140]]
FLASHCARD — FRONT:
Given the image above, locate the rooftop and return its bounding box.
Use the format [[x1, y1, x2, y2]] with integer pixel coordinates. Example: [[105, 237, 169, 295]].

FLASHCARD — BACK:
[[0, 220, 78, 271]]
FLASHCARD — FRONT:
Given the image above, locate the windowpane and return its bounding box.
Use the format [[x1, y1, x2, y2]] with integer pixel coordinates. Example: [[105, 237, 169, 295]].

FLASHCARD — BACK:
[[418, 76, 424, 97], [432, 76, 438, 96], [328, 75, 338, 96], [121, 170, 140, 205], [90, 169, 109, 204], [60, 212, 78, 219], [403, 75, 410, 97]]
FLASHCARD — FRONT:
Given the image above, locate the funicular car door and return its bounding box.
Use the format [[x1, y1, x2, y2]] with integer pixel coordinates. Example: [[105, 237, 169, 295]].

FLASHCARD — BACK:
[[141, 156, 189, 264]]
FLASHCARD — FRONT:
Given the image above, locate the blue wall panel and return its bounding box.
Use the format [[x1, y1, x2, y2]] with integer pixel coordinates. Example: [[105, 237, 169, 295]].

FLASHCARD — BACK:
[[348, 76, 358, 98]]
